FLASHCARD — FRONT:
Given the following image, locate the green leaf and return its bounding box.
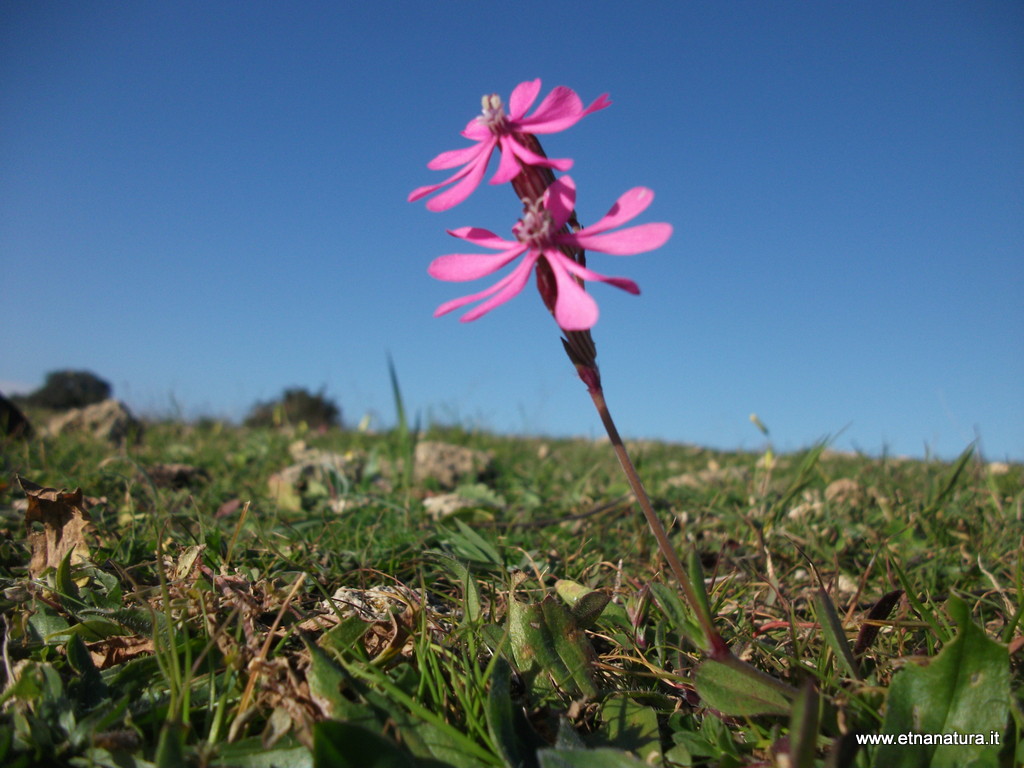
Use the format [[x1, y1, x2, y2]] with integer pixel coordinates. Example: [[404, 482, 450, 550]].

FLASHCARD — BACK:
[[155, 720, 187, 768], [319, 616, 372, 658], [78, 607, 156, 637], [890, 558, 949, 643], [0, 660, 64, 709], [813, 588, 860, 679], [448, 518, 503, 569], [27, 606, 70, 645], [553, 579, 610, 630], [874, 596, 1010, 768], [61, 617, 126, 642], [211, 736, 312, 767], [386, 354, 417, 491], [486, 657, 542, 768], [787, 681, 821, 768], [508, 595, 598, 698], [304, 638, 376, 727], [694, 659, 792, 716], [66, 633, 107, 708], [397, 719, 489, 768], [313, 720, 416, 768], [537, 747, 651, 768], [332, 655, 499, 766], [426, 552, 482, 624], [686, 548, 716, 645], [647, 582, 706, 651], [554, 579, 630, 633], [599, 695, 662, 765], [553, 717, 585, 750], [55, 547, 83, 612], [922, 446, 974, 517]]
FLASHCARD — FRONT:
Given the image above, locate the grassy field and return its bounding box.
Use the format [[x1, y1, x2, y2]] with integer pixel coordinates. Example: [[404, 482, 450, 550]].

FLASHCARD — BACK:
[[1, 415, 1021, 767]]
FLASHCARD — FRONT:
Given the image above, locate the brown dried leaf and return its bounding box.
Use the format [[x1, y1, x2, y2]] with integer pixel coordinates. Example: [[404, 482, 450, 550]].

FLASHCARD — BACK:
[[19, 476, 92, 577], [87, 635, 155, 669], [362, 605, 417, 659]]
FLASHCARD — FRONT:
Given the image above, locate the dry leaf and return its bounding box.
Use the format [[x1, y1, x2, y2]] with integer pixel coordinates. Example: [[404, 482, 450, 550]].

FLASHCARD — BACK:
[[19, 476, 92, 577], [87, 634, 155, 669]]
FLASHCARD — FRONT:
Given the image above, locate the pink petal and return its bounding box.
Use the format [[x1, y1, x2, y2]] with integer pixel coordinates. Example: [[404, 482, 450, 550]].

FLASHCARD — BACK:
[[545, 253, 599, 330], [558, 256, 640, 294], [507, 79, 542, 120], [432, 253, 537, 321], [582, 93, 612, 116], [490, 135, 524, 185], [517, 86, 584, 133], [577, 187, 656, 235], [459, 253, 539, 322], [409, 145, 490, 206], [462, 116, 491, 140], [434, 285, 499, 318], [409, 177, 451, 203], [508, 136, 573, 171], [433, 274, 509, 316], [429, 246, 525, 281], [427, 142, 488, 171], [569, 222, 673, 255], [543, 176, 576, 229], [423, 142, 495, 211], [446, 226, 516, 250]]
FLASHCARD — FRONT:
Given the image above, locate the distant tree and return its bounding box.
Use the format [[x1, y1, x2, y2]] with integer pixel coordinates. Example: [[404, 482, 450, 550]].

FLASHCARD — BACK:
[[0, 392, 33, 438], [24, 370, 112, 410], [244, 387, 341, 430]]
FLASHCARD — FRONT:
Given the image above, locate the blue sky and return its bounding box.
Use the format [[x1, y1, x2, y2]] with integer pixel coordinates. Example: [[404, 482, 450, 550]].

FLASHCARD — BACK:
[[2, 2, 1022, 460]]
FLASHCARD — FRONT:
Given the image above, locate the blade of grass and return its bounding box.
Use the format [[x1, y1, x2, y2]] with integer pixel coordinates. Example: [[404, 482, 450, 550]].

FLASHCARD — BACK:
[[812, 588, 861, 680], [889, 558, 950, 644], [387, 353, 418, 492]]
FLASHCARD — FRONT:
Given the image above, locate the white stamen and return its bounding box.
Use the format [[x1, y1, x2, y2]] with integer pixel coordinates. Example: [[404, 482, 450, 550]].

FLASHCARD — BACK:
[[478, 94, 508, 134], [513, 199, 554, 246]]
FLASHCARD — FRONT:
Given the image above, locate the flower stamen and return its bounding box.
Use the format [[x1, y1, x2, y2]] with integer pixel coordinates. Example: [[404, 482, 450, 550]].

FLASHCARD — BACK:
[[478, 94, 508, 134], [513, 199, 554, 246]]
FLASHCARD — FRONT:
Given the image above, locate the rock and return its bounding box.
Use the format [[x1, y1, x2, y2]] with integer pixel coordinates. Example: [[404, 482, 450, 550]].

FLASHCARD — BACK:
[[47, 399, 143, 444], [836, 574, 859, 596], [824, 478, 864, 507], [423, 493, 472, 520], [287, 441, 364, 477], [421, 490, 502, 521], [0, 393, 33, 438], [413, 441, 494, 489], [266, 447, 364, 512], [665, 461, 749, 489], [787, 490, 823, 520]]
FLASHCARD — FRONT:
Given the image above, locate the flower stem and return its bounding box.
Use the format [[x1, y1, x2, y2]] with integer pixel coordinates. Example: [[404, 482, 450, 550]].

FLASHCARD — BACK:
[[586, 384, 729, 659], [502, 129, 797, 698], [587, 382, 799, 698]]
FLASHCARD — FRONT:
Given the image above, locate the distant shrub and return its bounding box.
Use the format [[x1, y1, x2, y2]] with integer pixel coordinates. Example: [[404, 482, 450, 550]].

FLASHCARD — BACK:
[[0, 392, 33, 438], [244, 387, 341, 430], [24, 370, 112, 410]]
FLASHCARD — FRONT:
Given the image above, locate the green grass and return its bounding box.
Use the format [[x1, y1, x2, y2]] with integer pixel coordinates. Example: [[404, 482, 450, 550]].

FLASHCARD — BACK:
[[1, 417, 1021, 767]]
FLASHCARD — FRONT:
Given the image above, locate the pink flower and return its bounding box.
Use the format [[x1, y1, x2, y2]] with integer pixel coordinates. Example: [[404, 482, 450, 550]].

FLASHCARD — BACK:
[[409, 79, 611, 212], [428, 176, 672, 330]]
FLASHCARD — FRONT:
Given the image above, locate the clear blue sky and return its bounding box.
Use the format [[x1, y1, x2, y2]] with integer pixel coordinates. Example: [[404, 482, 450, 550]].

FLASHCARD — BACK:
[[2, 2, 1022, 460]]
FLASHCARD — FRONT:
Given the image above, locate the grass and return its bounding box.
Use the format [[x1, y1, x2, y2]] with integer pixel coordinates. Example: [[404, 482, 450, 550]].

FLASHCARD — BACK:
[[0, 414, 1021, 767]]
